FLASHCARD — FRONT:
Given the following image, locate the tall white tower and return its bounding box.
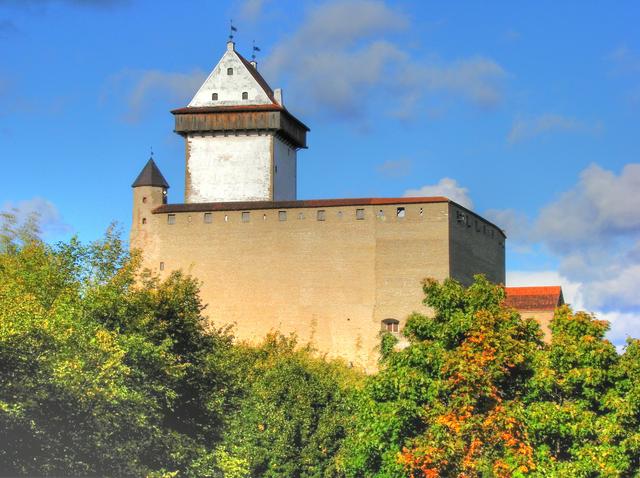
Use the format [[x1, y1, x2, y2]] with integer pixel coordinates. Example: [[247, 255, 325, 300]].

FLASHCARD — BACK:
[[172, 41, 309, 203]]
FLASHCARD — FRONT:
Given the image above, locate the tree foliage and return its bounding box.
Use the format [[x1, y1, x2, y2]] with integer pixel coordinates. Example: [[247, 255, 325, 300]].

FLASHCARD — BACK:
[[339, 277, 640, 478], [220, 334, 361, 478], [0, 212, 639, 477], [0, 216, 238, 476]]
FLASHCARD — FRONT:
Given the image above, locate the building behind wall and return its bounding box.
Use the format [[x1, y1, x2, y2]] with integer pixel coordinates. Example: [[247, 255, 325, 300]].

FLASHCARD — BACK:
[[130, 41, 507, 371]]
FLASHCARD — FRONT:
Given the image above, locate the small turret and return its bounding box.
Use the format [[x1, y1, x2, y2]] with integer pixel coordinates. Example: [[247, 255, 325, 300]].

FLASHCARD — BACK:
[[130, 157, 169, 252]]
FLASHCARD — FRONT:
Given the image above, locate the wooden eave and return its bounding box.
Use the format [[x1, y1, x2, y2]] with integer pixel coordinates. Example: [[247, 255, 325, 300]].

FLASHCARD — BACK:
[[172, 105, 309, 149]]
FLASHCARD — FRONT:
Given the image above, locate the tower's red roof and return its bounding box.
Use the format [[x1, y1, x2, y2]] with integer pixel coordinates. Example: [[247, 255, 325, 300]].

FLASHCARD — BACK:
[[504, 286, 564, 311]]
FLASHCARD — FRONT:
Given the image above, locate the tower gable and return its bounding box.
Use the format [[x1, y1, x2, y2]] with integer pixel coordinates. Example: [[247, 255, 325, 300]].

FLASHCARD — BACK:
[[189, 42, 275, 107]]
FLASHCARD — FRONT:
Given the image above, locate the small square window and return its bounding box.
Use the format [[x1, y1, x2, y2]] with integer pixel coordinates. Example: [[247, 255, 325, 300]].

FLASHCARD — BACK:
[[227, 67, 233, 75], [242, 212, 250, 223], [298, 212, 305, 220], [159, 262, 165, 271], [204, 212, 212, 223], [317, 210, 326, 221], [212, 93, 218, 100], [356, 208, 365, 220], [396, 207, 405, 218], [242, 91, 248, 100], [167, 214, 176, 225], [279, 210, 287, 221], [141, 217, 147, 225]]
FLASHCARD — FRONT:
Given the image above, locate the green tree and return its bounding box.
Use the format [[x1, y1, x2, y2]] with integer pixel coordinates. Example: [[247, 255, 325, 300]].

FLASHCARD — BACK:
[[0, 215, 237, 476], [525, 307, 630, 476], [220, 334, 361, 478], [339, 276, 543, 477]]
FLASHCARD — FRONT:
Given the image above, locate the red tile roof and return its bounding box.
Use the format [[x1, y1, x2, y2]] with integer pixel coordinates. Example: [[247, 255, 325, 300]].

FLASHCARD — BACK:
[[154, 196, 450, 214], [152, 196, 507, 236], [504, 286, 564, 311], [171, 104, 284, 114], [170, 104, 311, 132]]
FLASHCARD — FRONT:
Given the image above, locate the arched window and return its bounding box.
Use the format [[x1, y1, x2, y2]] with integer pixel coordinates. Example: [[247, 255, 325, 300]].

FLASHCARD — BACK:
[[242, 91, 248, 100], [227, 67, 233, 75], [381, 318, 399, 333], [212, 93, 218, 100]]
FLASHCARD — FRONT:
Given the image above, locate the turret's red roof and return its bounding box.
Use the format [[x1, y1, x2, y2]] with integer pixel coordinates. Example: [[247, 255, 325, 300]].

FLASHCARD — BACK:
[[504, 286, 564, 311]]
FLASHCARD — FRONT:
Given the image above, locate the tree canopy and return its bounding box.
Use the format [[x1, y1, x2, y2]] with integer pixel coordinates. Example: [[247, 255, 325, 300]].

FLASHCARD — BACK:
[[0, 213, 638, 477]]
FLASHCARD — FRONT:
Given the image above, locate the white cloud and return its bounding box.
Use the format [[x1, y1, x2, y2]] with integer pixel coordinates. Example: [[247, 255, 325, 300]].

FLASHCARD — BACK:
[[376, 158, 412, 178], [1, 197, 71, 237], [403, 177, 473, 209], [484, 208, 527, 243], [415, 57, 506, 109], [534, 163, 640, 250], [239, 0, 269, 21], [507, 114, 602, 144], [502, 163, 640, 344], [262, 0, 506, 119], [103, 68, 206, 122]]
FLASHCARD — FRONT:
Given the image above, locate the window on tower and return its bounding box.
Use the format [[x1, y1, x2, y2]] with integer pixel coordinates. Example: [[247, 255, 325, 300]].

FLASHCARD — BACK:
[[227, 67, 233, 75], [212, 93, 218, 100], [242, 91, 248, 100]]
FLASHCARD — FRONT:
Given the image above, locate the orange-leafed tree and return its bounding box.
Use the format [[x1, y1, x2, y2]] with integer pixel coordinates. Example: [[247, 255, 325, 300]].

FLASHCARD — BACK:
[[339, 276, 542, 478]]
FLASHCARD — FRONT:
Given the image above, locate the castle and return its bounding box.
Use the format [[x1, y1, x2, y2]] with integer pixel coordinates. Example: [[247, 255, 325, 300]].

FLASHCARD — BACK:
[[130, 41, 532, 371]]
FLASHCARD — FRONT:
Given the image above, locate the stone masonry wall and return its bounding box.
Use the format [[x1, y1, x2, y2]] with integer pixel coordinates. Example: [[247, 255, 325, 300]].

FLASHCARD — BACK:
[[132, 199, 505, 371]]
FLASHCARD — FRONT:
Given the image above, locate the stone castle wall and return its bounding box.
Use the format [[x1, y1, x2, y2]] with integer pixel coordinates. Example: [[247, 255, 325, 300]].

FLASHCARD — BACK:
[[131, 196, 505, 371]]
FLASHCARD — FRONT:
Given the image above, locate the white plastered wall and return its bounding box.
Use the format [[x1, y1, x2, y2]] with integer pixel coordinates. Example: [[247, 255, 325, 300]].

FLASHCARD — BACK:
[[189, 43, 272, 107], [186, 133, 272, 203], [273, 136, 297, 201]]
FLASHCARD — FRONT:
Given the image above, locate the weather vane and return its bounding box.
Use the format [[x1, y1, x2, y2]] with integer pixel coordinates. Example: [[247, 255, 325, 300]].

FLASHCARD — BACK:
[[150, 147, 154, 158], [229, 19, 237, 41], [251, 40, 261, 61]]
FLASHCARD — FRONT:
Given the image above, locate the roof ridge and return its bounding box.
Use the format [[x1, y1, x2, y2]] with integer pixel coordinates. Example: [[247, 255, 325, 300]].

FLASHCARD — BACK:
[[235, 50, 276, 103]]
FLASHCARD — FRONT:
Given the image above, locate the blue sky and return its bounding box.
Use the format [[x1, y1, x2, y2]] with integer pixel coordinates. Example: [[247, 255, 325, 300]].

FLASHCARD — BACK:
[[1, 0, 639, 344]]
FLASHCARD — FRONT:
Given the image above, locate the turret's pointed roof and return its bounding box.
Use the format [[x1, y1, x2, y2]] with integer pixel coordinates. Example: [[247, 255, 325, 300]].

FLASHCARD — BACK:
[[132, 158, 170, 188]]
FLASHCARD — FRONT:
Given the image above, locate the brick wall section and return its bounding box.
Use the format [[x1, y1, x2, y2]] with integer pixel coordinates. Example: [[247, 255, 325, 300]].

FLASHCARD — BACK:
[[448, 203, 506, 286], [131, 197, 506, 372]]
